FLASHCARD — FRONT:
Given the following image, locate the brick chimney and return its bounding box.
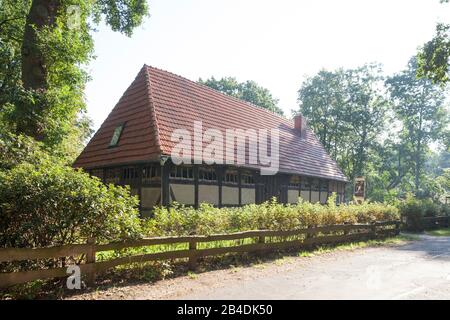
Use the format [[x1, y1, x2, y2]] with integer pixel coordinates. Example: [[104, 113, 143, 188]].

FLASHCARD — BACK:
[[294, 114, 307, 138]]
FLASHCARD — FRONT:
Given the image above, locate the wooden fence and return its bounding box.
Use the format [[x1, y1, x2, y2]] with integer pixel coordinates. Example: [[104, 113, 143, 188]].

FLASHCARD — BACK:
[[0, 221, 400, 289], [420, 216, 450, 229]]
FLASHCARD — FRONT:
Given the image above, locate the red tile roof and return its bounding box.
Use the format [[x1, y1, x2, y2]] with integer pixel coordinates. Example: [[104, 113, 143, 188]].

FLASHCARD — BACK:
[[74, 65, 347, 182]]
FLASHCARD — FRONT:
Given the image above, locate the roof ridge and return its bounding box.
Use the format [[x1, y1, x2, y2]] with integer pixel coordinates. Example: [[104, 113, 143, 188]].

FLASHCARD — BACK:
[[142, 65, 163, 156], [146, 65, 293, 125]]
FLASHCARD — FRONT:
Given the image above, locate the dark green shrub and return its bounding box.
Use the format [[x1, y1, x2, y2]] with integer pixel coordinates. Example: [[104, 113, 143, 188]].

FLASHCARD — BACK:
[[398, 196, 446, 231], [0, 161, 142, 250], [439, 203, 450, 216], [399, 197, 424, 231], [0, 133, 48, 170], [421, 198, 440, 217]]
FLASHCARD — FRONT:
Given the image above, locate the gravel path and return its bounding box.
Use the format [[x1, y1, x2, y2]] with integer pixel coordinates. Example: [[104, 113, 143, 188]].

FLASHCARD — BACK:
[[69, 234, 450, 300]]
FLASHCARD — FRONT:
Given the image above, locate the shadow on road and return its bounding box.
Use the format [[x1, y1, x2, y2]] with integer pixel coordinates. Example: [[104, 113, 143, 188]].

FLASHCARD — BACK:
[[393, 234, 450, 261]]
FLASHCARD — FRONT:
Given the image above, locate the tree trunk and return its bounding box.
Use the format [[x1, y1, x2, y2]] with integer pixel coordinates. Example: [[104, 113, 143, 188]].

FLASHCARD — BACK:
[[18, 0, 61, 139], [415, 137, 422, 194], [415, 104, 424, 195], [22, 0, 61, 90]]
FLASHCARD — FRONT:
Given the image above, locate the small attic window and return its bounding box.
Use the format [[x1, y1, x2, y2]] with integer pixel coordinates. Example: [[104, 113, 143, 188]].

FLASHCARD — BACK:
[[109, 123, 125, 147]]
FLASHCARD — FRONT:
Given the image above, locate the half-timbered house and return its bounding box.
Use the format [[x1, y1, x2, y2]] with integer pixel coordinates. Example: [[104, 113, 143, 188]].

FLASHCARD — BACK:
[[74, 66, 348, 216]]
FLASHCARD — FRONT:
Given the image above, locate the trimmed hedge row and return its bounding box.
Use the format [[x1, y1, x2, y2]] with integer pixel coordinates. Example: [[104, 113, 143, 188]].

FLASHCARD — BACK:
[[144, 194, 400, 236]]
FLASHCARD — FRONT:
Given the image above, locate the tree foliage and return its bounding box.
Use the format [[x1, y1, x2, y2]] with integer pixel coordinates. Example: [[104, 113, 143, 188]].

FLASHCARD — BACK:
[[297, 58, 449, 202], [298, 64, 388, 182], [198, 76, 284, 116], [0, 0, 148, 160], [417, 1, 450, 83], [0, 1, 148, 252], [386, 57, 449, 194]]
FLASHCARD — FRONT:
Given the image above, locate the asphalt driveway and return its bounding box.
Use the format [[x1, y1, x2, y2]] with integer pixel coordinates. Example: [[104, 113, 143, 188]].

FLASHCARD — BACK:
[[177, 234, 450, 300], [71, 234, 450, 300]]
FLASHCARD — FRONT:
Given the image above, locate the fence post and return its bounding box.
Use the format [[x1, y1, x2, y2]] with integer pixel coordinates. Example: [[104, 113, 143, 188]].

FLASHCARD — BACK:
[[86, 237, 96, 287], [258, 235, 265, 246], [395, 221, 401, 235], [303, 227, 314, 250], [257, 235, 266, 256], [188, 240, 197, 271], [370, 224, 377, 239]]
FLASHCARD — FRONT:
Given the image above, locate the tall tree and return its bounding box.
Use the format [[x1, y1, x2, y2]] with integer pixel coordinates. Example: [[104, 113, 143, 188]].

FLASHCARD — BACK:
[[0, 1, 28, 112], [417, 1, 450, 83], [344, 64, 389, 178], [298, 64, 388, 184], [0, 0, 148, 158], [199, 76, 284, 116], [297, 69, 348, 159], [386, 57, 449, 194]]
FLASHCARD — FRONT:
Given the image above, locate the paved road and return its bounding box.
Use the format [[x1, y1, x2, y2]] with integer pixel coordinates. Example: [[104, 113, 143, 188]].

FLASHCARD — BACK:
[[176, 235, 450, 300], [72, 234, 450, 300]]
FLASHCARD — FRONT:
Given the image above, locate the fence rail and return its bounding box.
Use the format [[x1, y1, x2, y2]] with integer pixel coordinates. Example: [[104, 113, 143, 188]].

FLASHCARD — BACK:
[[420, 216, 450, 229], [0, 221, 400, 289]]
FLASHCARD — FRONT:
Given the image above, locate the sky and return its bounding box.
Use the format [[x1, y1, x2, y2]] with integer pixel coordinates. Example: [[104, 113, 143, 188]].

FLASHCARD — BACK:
[[85, 0, 450, 131]]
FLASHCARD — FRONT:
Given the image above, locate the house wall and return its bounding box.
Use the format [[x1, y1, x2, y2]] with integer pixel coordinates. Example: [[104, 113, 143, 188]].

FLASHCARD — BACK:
[[241, 187, 255, 205], [288, 190, 300, 203], [320, 191, 328, 204], [141, 187, 160, 208], [89, 163, 346, 212], [222, 186, 239, 205], [199, 185, 219, 205], [329, 180, 338, 193], [337, 182, 345, 204], [171, 183, 195, 205], [311, 191, 320, 203], [300, 190, 310, 201]]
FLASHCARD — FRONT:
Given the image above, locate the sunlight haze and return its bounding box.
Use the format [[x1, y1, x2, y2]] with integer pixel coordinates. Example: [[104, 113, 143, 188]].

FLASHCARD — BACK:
[[85, 0, 450, 130]]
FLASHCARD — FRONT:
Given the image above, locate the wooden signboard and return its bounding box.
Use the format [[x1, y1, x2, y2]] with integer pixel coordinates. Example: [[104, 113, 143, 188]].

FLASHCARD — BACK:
[[354, 176, 365, 203]]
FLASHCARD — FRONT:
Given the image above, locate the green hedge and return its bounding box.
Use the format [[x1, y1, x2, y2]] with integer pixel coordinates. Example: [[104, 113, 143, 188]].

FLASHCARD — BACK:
[[398, 196, 450, 231], [144, 195, 400, 236], [0, 161, 142, 249]]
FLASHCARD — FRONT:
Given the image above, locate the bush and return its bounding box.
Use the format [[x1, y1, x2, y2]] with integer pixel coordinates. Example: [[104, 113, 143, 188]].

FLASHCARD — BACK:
[[144, 194, 400, 236], [398, 195, 448, 231], [0, 133, 48, 171], [0, 161, 142, 250]]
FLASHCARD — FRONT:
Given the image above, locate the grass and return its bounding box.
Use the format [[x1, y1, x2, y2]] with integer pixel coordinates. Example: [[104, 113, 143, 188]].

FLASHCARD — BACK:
[[274, 256, 293, 266], [426, 227, 450, 237]]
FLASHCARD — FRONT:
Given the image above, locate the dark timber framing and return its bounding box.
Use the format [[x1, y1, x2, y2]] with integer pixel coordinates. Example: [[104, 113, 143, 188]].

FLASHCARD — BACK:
[[194, 165, 199, 209], [87, 160, 347, 215]]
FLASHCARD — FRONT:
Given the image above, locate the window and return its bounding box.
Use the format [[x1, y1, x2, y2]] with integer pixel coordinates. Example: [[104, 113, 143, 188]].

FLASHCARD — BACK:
[[123, 167, 139, 181], [301, 178, 311, 190], [241, 172, 255, 185], [320, 180, 328, 192], [289, 175, 301, 188], [199, 167, 217, 182], [312, 179, 320, 191], [143, 165, 160, 183], [329, 181, 337, 193], [224, 170, 238, 185], [90, 169, 104, 180], [170, 166, 194, 180], [109, 123, 125, 147]]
